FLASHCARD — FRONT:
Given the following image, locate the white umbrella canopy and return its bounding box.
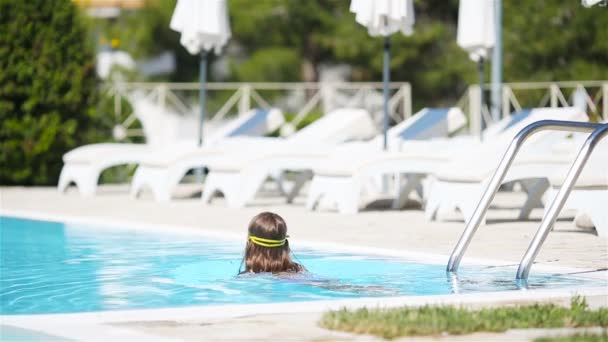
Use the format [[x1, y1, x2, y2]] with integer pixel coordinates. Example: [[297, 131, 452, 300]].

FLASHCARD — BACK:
[[350, 0, 415, 37], [350, 0, 415, 150], [170, 0, 231, 55], [582, 0, 605, 7], [457, 0, 495, 62]]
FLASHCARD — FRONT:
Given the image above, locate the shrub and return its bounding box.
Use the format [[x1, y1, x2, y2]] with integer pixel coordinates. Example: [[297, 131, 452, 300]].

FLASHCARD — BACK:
[[0, 0, 100, 185]]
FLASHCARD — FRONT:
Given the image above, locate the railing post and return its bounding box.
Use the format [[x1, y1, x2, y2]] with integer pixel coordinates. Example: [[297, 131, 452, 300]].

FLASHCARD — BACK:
[[502, 85, 510, 119], [469, 85, 482, 136], [550, 84, 559, 108], [403, 84, 412, 119], [239, 84, 251, 116], [446, 120, 602, 273], [516, 123, 608, 280], [158, 84, 167, 112], [603, 83, 608, 121], [114, 86, 121, 120]]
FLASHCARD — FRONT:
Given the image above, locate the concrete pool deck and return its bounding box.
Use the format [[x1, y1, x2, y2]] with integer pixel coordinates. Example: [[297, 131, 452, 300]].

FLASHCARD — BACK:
[[1, 185, 607, 341]]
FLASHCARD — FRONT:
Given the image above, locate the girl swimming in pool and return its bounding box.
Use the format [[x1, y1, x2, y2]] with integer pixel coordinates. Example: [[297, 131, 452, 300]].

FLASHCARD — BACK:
[[239, 212, 305, 274], [237, 212, 397, 295]]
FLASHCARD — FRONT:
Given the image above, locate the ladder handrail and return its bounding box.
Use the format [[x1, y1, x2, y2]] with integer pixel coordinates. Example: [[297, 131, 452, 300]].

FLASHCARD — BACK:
[[517, 123, 608, 280], [446, 120, 604, 273]]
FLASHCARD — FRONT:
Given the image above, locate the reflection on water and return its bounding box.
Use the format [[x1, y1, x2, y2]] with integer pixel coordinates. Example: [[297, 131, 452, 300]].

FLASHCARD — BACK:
[[446, 272, 532, 294], [1, 216, 605, 315]]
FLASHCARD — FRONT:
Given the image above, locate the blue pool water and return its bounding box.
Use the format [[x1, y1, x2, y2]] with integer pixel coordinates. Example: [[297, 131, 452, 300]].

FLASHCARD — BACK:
[[0, 216, 603, 315], [0, 325, 68, 342]]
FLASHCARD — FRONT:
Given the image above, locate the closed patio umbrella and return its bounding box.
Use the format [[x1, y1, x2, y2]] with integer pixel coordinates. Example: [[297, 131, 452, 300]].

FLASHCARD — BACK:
[[457, 0, 495, 138], [582, 0, 605, 7], [350, 0, 415, 150], [170, 0, 231, 146]]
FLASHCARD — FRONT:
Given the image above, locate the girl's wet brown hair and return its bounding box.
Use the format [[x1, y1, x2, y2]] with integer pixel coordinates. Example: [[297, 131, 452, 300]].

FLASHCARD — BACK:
[[242, 212, 303, 274]]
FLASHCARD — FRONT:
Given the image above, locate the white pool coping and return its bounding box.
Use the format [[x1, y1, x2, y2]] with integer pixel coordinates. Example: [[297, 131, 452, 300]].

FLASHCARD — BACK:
[[1, 208, 607, 341]]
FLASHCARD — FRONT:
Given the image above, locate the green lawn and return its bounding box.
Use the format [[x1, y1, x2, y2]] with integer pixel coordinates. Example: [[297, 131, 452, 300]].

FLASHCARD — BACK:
[[535, 333, 608, 342], [320, 297, 608, 339]]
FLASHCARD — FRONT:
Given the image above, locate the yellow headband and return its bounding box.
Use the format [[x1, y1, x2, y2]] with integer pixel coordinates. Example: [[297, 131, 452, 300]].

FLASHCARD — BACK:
[[248, 235, 288, 248]]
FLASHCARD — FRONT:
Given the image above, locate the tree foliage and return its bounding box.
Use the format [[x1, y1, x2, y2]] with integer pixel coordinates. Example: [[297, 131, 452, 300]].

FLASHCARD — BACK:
[[106, 0, 607, 110], [503, 1, 608, 81], [0, 0, 100, 185]]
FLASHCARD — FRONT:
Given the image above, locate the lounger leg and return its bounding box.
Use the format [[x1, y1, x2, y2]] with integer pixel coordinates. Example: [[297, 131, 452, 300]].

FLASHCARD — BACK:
[[518, 178, 550, 220], [131, 167, 175, 202], [333, 176, 360, 214], [80, 171, 100, 197], [574, 211, 596, 229], [428, 180, 486, 224], [271, 170, 288, 195], [305, 177, 323, 211], [130, 167, 145, 198], [587, 205, 608, 238], [425, 179, 464, 222], [58, 165, 75, 193], [230, 170, 269, 208], [392, 174, 424, 210], [202, 172, 236, 204], [424, 178, 441, 221], [305, 175, 360, 214], [562, 190, 607, 237], [518, 179, 534, 194], [58, 163, 101, 196], [286, 170, 313, 203], [203, 170, 268, 208]]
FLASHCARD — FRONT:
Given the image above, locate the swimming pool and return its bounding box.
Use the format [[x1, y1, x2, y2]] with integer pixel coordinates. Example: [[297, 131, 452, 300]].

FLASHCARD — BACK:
[[1, 215, 604, 315]]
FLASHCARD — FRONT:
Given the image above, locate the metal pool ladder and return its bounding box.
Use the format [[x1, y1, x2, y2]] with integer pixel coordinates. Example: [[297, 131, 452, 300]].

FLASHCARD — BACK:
[[445, 120, 608, 280]]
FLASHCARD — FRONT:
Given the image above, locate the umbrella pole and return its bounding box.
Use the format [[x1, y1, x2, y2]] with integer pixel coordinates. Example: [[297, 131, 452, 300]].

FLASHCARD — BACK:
[[491, 0, 503, 122], [195, 50, 208, 183], [380, 36, 391, 193], [199, 50, 208, 147], [382, 36, 390, 151], [478, 58, 485, 141]]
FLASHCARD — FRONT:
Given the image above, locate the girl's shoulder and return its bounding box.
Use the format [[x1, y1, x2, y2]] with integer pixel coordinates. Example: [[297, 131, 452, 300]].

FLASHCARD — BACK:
[[291, 262, 306, 273]]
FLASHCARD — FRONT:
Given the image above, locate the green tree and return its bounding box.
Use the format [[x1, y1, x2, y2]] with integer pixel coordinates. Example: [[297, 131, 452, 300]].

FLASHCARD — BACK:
[[227, 0, 474, 109], [228, 0, 343, 83], [0, 0, 100, 185], [503, 1, 608, 81], [94, 0, 608, 112]]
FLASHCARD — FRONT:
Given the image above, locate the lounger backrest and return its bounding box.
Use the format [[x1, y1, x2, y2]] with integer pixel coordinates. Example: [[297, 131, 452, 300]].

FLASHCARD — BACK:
[[388, 107, 467, 141], [130, 90, 284, 147], [131, 95, 184, 146], [482, 109, 533, 139], [208, 108, 285, 144], [451, 107, 590, 173], [288, 108, 376, 144], [486, 107, 588, 149]]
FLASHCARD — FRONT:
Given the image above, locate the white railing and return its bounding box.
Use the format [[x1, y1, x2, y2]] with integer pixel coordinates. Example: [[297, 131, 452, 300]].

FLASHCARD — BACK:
[[461, 81, 608, 135], [105, 81, 412, 141], [105, 80, 607, 141]]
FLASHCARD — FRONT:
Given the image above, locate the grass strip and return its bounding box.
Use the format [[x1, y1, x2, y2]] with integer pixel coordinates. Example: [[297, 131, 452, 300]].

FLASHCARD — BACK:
[[534, 332, 608, 342], [320, 297, 608, 339]]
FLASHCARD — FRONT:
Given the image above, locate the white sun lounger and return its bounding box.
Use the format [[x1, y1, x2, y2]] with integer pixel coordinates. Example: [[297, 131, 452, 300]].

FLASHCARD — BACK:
[[130, 108, 377, 202], [307, 107, 585, 215], [201, 108, 467, 208], [425, 108, 589, 223], [58, 108, 285, 196]]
